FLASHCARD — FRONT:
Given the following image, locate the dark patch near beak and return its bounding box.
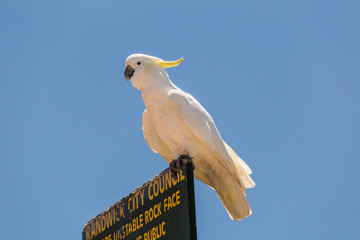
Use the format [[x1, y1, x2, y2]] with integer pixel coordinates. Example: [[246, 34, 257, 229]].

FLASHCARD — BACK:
[[124, 65, 135, 81]]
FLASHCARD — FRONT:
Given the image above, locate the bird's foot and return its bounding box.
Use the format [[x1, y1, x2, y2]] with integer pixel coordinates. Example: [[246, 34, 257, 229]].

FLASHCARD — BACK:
[[170, 154, 194, 178]]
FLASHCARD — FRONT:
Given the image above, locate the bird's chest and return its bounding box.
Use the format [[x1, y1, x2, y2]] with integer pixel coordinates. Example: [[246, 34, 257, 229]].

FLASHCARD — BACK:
[[147, 100, 194, 152]]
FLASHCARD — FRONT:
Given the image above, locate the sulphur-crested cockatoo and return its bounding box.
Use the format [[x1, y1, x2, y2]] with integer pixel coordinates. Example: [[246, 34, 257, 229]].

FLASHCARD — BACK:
[[124, 54, 255, 220]]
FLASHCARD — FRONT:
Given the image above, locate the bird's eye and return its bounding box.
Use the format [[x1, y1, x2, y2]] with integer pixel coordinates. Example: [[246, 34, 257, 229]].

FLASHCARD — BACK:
[[137, 62, 141, 66]]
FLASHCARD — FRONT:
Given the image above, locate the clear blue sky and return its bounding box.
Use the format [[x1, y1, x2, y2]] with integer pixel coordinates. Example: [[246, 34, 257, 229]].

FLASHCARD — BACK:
[[1, 0, 359, 239]]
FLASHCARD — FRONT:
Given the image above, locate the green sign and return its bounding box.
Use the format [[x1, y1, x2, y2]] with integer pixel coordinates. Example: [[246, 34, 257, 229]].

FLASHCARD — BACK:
[[82, 162, 197, 240]]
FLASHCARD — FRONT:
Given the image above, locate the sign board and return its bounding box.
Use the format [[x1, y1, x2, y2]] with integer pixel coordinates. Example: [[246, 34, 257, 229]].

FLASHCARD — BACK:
[[82, 162, 197, 240]]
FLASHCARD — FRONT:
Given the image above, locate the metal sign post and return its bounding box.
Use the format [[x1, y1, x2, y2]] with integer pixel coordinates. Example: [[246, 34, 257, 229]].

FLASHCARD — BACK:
[[82, 162, 197, 240]]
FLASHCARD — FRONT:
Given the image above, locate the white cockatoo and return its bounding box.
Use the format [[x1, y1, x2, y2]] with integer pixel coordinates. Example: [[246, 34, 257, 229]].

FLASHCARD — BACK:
[[124, 54, 255, 220]]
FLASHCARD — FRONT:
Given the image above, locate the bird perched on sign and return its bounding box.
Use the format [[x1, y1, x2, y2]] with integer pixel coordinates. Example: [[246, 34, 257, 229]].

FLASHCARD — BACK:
[[124, 54, 255, 221]]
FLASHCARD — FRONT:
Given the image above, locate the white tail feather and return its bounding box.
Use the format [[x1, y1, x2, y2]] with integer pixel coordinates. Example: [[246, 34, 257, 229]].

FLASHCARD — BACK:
[[224, 142, 255, 189], [214, 171, 252, 221]]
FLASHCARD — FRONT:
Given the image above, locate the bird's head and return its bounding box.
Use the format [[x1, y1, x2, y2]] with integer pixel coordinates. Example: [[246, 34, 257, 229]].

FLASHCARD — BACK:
[[124, 54, 183, 90]]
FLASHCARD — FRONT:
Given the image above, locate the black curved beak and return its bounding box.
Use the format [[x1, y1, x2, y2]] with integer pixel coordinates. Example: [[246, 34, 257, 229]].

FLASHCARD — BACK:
[[124, 65, 135, 81]]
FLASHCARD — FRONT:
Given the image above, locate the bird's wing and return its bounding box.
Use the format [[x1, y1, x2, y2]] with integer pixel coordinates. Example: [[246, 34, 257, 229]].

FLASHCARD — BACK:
[[168, 90, 239, 179], [142, 109, 174, 162]]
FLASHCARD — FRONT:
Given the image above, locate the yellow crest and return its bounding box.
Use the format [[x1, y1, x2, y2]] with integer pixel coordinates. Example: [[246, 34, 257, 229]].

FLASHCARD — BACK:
[[152, 57, 184, 69]]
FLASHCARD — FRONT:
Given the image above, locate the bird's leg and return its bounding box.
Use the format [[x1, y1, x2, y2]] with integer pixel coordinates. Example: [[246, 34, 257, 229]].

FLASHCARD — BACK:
[[170, 154, 194, 178], [169, 160, 178, 177]]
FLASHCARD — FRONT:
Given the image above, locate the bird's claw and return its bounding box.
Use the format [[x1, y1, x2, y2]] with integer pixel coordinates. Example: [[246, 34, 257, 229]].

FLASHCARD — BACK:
[[170, 154, 194, 178]]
